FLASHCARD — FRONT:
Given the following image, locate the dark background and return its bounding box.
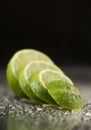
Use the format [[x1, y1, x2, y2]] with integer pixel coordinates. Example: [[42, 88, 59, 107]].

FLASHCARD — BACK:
[[1, 1, 91, 67]]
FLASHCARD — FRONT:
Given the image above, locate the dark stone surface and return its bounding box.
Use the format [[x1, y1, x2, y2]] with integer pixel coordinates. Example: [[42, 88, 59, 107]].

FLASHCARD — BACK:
[[0, 65, 91, 130]]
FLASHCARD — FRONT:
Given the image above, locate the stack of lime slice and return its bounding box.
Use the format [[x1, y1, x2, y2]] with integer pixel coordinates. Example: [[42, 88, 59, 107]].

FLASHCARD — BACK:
[[6, 49, 83, 110], [6, 49, 55, 97]]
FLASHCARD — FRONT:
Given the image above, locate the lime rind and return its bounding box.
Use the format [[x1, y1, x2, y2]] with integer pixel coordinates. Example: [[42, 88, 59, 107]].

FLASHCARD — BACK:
[[18, 61, 64, 103], [29, 69, 83, 109], [6, 49, 55, 98], [40, 69, 74, 88], [6, 49, 83, 110], [47, 80, 83, 110], [12, 49, 54, 75], [29, 72, 57, 104], [29, 69, 73, 104], [6, 60, 27, 97], [24, 61, 64, 80], [18, 67, 46, 104]]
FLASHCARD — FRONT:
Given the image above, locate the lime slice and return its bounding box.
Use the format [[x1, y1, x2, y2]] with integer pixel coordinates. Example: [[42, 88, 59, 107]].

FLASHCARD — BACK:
[[47, 80, 83, 110], [6, 49, 54, 97], [18, 61, 64, 103], [29, 69, 74, 104]]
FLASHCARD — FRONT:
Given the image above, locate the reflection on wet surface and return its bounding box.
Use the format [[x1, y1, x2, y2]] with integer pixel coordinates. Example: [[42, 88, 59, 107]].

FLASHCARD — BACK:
[[7, 105, 82, 130]]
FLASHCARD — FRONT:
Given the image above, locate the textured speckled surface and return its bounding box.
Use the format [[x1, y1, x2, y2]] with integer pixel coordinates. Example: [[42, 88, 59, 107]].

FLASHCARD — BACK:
[[0, 65, 91, 130]]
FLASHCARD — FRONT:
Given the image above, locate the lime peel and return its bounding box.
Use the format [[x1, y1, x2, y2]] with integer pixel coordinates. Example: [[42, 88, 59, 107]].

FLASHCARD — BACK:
[[29, 69, 74, 104], [6, 49, 84, 110], [6, 49, 55, 97]]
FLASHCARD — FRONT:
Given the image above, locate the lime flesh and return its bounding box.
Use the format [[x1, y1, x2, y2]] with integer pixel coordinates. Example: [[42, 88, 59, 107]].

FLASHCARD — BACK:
[[29, 69, 73, 104], [6, 49, 54, 97], [18, 61, 63, 103]]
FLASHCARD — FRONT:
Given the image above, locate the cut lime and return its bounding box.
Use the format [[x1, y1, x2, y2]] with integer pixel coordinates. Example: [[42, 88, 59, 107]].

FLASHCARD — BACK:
[[6, 49, 54, 97], [29, 69, 74, 104], [18, 61, 63, 103], [47, 80, 83, 110]]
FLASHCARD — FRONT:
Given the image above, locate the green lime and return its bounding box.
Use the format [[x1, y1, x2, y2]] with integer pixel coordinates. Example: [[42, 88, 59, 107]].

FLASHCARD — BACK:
[[29, 69, 73, 104], [6, 49, 54, 97], [18, 61, 63, 103], [47, 80, 83, 110]]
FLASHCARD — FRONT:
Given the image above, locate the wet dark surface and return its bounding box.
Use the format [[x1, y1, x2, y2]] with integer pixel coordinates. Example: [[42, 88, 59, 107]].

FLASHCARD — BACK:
[[0, 65, 91, 130]]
